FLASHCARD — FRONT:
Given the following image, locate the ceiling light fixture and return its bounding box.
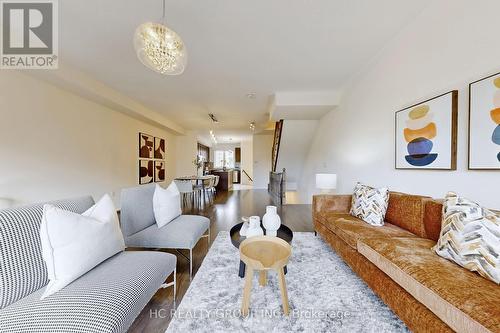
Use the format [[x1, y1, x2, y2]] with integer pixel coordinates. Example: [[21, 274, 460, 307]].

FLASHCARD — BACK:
[[249, 122, 256, 131], [246, 92, 257, 99], [210, 130, 217, 144], [208, 113, 219, 123], [133, 0, 187, 75]]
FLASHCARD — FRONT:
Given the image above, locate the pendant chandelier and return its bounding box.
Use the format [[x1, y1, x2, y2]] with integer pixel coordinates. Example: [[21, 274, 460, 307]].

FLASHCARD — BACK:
[[133, 0, 187, 75]]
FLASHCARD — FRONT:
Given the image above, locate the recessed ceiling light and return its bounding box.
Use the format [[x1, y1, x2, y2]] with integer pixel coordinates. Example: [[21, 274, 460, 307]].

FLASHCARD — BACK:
[[246, 92, 257, 99]]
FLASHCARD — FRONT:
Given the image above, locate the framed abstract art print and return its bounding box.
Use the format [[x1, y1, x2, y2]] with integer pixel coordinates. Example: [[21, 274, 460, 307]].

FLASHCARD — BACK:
[[395, 91, 458, 170], [469, 72, 500, 170]]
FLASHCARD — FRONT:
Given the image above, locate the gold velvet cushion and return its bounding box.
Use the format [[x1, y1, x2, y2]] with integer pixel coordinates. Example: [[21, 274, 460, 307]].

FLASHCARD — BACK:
[[434, 192, 500, 284], [423, 199, 443, 242], [385, 192, 428, 237], [317, 213, 416, 249], [358, 237, 500, 333], [350, 183, 389, 226]]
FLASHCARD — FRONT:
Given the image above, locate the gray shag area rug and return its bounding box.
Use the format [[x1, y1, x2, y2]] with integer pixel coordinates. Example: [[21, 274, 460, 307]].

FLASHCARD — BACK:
[[166, 231, 408, 333]]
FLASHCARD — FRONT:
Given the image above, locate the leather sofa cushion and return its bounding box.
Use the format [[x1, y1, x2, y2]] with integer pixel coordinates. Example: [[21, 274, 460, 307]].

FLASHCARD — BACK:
[[316, 213, 416, 249], [385, 192, 428, 238], [358, 237, 500, 333]]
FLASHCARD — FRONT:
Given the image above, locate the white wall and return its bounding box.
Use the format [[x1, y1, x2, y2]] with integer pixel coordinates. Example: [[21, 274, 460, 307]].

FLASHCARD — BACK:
[[299, 0, 500, 209], [0, 71, 176, 208], [276, 120, 318, 190], [241, 138, 253, 185], [175, 131, 198, 177], [175, 132, 214, 177], [253, 134, 273, 189]]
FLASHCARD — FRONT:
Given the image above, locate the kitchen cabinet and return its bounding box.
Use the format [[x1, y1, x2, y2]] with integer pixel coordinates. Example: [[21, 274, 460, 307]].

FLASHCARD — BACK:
[[235, 147, 241, 163]]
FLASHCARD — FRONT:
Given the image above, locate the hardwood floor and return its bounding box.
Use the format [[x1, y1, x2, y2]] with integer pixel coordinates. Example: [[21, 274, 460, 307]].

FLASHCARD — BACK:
[[128, 189, 313, 333]]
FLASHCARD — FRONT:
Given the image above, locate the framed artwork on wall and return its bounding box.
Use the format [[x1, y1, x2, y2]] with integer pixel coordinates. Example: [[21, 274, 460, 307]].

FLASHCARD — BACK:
[[139, 159, 154, 184], [469, 72, 500, 170], [154, 137, 165, 159], [154, 161, 165, 182], [395, 91, 458, 170], [139, 133, 154, 159], [138, 133, 166, 184]]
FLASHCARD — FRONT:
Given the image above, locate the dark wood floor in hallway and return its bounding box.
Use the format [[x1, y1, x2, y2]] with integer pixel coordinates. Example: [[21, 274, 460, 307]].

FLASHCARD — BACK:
[[128, 189, 313, 333]]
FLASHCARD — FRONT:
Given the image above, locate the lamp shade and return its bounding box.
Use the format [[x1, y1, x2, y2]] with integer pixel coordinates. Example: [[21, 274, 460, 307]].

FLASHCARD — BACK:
[[316, 173, 337, 190]]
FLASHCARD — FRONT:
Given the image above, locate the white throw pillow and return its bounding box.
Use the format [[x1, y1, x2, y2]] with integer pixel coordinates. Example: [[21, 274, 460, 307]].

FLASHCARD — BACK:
[[350, 182, 389, 226], [40, 194, 125, 299], [153, 182, 182, 228]]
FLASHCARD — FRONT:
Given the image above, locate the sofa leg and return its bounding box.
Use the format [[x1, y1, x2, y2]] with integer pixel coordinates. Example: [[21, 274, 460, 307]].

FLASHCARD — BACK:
[[173, 267, 177, 304], [189, 248, 193, 281], [160, 267, 177, 306]]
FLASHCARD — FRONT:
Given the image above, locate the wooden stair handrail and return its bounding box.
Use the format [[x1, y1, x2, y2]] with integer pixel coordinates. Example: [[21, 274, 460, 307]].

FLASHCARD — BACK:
[[242, 169, 253, 182]]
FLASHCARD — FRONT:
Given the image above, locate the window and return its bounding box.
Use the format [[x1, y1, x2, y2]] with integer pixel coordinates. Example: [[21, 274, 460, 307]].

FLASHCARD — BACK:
[[214, 150, 235, 168], [214, 151, 224, 168]]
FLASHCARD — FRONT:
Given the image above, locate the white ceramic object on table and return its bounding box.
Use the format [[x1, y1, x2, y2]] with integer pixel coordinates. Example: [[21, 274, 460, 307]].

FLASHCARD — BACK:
[[262, 205, 281, 237], [246, 216, 263, 238], [240, 216, 250, 236]]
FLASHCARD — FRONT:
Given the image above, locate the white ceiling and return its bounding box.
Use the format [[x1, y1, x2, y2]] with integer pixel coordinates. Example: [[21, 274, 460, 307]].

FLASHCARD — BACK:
[[196, 129, 253, 146], [270, 91, 342, 120], [53, 0, 429, 134]]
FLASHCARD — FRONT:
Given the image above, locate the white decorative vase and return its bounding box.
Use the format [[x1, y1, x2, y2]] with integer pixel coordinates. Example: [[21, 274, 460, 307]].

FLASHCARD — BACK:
[[246, 216, 263, 238], [240, 217, 250, 236], [262, 206, 281, 237]]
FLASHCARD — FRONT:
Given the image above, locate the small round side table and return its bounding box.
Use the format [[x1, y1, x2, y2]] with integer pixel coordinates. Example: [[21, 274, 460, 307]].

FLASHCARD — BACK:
[[239, 236, 292, 316], [230, 222, 293, 277]]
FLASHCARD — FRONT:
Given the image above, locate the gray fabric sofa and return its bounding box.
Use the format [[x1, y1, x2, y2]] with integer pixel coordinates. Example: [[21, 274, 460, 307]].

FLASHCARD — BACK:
[[0, 196, 176, 333], [120, 183, 210, 280]]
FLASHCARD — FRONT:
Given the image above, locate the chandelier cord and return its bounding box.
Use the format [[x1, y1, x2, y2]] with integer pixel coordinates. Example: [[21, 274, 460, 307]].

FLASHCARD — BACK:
[[162, 0, 166, 22]]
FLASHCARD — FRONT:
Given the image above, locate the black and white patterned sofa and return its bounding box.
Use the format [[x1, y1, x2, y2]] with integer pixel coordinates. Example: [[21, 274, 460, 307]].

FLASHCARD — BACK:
[[0, 196, 176, 333]]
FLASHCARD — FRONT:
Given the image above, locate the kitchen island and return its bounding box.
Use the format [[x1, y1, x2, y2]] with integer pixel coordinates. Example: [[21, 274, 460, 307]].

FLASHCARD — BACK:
[[210, 169, 234, 191]]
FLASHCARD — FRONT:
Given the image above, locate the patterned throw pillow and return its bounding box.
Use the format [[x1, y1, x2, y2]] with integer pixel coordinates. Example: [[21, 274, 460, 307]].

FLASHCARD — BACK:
[[350, 183, 389, 226], [434, 192, 500, 284]]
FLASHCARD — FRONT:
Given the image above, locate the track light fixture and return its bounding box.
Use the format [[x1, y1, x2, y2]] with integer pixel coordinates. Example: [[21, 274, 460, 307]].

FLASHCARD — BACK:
[[208, 113, 218, 123], [209, 130, 217, 144]]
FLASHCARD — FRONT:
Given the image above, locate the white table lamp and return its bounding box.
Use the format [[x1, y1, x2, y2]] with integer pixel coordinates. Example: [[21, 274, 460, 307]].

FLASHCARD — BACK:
[[316, 174, 337, 193]]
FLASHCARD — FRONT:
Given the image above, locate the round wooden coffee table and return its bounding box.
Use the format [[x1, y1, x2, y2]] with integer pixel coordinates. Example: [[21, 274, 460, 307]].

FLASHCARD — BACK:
[[230, 222, 293, 278]]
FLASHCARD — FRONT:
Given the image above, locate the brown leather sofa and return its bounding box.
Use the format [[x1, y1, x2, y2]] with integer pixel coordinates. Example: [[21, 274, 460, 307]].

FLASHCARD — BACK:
[[313, 192, 500, 333]]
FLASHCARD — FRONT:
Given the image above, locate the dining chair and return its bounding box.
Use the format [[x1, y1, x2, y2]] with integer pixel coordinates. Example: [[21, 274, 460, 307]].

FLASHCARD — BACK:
[[174, 179, 195, 209], [208, 176, 218, 202], [192, 179, 204, 209], [212, 175, 220, 197]]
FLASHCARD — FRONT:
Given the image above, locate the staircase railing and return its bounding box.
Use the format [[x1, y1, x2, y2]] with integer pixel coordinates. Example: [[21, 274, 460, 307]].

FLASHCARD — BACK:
[[268, 168, 286, 205], [242, 169, 253, 182], [271, 120, 284, 172]]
